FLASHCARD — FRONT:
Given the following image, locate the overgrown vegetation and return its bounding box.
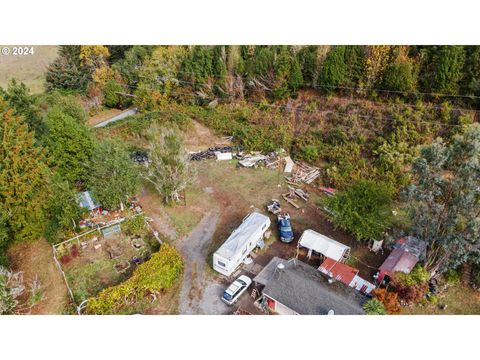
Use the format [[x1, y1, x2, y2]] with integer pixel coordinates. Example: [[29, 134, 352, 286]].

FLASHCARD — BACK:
[[85, 244, 183, 314], [324, 180, 394, 241]]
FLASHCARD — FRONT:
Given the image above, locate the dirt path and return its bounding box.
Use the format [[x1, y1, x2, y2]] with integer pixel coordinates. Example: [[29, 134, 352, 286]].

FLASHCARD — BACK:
[[138, 189, 178, 240], [177, 211, 229, 314], [8, 239, 69, 314]]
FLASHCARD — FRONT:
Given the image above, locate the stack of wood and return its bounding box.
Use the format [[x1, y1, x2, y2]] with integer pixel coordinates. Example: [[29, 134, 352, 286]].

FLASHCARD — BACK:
[[287, 161, 321, 184]]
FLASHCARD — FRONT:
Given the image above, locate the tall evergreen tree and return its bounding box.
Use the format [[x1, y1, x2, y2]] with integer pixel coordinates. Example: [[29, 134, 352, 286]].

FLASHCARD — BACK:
[[43, 106, 94, 184], [1, 79, 44, 136], [426, 46, 466, 95], [462, 46, 480, 98], [0, 101, 51, 243], [318, 46, 348, 92]]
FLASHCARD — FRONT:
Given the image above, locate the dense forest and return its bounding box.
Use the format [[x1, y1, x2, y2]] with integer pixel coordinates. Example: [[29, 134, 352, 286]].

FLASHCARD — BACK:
[[1, 45, 480, 282]]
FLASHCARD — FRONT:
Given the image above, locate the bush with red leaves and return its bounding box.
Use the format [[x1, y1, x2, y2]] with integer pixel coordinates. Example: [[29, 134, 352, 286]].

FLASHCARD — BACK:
[[60, 255, 72, 264], [70, 244, 80, 258]]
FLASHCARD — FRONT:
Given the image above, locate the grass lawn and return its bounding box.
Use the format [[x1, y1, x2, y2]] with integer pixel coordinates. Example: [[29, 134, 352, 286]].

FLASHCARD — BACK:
[[403, 283, 480, 315]]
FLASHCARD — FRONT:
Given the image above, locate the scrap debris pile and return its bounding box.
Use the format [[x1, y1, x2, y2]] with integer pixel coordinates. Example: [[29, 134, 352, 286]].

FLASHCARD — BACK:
[[238, 151, 280, 169], [282, 186, 310, 209], [189, 146, 237, 161], [266, 199, 282, 214], [286, 161, 321, 185]]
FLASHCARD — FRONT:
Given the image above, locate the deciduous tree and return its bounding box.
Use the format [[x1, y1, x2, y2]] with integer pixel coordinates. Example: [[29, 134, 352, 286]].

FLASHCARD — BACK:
[[324, 179, 393, 241], [88, 139, 139, 209], [142, 125, 194, 203]]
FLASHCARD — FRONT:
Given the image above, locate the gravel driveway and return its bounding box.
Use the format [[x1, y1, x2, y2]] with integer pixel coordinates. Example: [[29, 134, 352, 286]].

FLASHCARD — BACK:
[[177, 211, 231, 315]]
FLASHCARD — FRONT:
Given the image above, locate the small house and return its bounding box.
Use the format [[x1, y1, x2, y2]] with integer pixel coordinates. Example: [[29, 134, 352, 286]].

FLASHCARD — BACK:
[[253, 257, 366, 315], [376, 236, 426, 285], [213, 212, 271, 276], [319, 257, 376, 294], [297, 229, 350, 262]]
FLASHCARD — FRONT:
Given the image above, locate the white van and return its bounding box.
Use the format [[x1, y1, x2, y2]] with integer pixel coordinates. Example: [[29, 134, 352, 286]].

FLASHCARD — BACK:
[[213, 212, 271, 276]]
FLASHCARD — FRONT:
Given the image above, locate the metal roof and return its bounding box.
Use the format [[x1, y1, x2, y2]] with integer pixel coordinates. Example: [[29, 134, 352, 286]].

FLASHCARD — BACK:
[[257, 257, 365, 315], [319, 257, 359, 285], [379, 248, 419, 274]]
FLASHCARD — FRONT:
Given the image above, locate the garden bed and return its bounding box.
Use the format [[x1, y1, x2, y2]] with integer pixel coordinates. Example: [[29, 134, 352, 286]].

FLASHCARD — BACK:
[[54, 219, 159, 305]]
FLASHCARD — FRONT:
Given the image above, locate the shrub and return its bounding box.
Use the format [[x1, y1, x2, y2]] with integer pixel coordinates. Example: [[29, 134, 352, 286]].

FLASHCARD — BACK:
[[70, 244, 80, 258], [324, 179, 393, 241], [372, 288, 401, 314], [60, 255, 72, 264], [443, 268, 460, 284], [122, 215, 146, 236], [301, 145, 319, 162], [86, 244, 183, 314], [363, 298, 387, 315], [104, 80, 124, 108], [394, 265, 429, 286]]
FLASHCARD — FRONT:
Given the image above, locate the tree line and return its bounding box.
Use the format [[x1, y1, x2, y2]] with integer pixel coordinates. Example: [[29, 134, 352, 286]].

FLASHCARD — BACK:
[[45, 45, 480, 110]]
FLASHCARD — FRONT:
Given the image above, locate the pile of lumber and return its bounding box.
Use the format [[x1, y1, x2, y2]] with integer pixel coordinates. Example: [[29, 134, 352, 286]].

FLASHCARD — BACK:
[[287, 161, 321, 184], [282, 186, 310, 209], [189, 146, 237, 161]]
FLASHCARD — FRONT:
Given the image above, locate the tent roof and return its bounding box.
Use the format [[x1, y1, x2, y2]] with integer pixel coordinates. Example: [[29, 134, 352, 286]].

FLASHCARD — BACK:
[[215, 212, 270, 260], [379, 248, 418, 274], [298, 230, 350, 261], [259, 257, 365, 315], [319, 257, 359, 285]]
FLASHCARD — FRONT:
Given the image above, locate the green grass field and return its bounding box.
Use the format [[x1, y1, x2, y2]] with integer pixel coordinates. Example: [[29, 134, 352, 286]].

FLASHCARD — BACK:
[[0, 45, 58, 93]]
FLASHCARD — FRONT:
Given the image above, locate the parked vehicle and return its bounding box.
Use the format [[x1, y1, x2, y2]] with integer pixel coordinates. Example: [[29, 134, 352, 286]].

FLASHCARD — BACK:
[[278, 213, 294, 243], [222, 275, 252, 305]]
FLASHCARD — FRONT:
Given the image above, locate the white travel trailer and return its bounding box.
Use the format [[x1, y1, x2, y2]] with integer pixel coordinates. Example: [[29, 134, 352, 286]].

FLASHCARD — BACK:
[[213, 212, 271, 276]]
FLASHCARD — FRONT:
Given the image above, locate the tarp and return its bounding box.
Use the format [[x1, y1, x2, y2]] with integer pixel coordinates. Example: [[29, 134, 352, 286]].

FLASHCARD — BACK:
[[284, 156, 295, 173], [215, 212, 270, 260], [298, 229, 350, 262], [77, 191, 100, 211]]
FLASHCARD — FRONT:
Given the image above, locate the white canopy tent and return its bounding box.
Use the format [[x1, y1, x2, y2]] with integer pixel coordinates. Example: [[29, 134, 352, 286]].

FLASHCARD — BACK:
[[297, 229, 350, 262]]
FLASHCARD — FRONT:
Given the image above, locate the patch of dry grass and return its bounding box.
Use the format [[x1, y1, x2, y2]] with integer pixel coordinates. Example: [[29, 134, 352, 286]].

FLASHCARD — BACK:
[[0, 45, 58, 93]]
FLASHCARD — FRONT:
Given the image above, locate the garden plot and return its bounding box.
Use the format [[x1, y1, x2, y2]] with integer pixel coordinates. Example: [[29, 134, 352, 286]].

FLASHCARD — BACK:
[[53, 219, 159, 305]]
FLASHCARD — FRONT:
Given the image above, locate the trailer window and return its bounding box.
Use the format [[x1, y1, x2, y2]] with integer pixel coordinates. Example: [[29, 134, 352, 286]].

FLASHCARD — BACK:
[[217, 260, 226, 268]]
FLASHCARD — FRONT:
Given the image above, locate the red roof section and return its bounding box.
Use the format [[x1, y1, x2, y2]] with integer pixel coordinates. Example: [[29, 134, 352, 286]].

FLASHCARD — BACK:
[[319, 257, 359, 285], [379, 248, 418, 274]]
